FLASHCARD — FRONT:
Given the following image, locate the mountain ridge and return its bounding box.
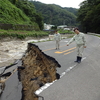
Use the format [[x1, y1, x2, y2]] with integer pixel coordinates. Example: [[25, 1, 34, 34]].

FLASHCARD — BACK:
[[31, 1, 78, 26]]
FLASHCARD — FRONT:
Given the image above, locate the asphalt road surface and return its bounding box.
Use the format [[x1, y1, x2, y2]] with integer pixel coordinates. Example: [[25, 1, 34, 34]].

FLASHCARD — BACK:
[[34, 34, 100, 100]]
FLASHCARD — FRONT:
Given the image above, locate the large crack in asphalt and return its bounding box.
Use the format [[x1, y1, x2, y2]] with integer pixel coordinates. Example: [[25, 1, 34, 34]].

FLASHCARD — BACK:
[[0, 43, 61, 100]]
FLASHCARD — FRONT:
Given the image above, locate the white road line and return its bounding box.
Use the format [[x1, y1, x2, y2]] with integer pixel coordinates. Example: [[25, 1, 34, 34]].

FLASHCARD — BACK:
[[35, 57, 86, 95]]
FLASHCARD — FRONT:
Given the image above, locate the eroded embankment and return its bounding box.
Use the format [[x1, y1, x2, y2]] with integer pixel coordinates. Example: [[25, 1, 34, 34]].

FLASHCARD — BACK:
[[0, 43, 61, 100]]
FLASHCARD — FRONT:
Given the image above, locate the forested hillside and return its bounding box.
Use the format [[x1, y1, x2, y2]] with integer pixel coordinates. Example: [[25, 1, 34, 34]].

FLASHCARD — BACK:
[[31, 1, 78, 26], [1, 0, 100, 33], [63, 7, 78, 16], [77, 0, 100, 33], [0, 0, 43, 30], [0, 0, 79, 30], [0, 0, 30, 25]]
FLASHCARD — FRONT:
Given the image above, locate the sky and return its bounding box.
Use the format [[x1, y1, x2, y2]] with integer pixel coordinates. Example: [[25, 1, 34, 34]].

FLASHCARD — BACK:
[[34, 0, 85, 8]]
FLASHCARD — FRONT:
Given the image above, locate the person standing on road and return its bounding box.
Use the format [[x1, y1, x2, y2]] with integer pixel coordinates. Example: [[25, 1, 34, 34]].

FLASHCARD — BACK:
[[54, 30, 61, 50], [67, 27, 86, 63]]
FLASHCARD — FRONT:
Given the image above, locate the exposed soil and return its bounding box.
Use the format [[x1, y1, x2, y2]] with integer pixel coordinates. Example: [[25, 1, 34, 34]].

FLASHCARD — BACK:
[[19, 43, 61, 100]]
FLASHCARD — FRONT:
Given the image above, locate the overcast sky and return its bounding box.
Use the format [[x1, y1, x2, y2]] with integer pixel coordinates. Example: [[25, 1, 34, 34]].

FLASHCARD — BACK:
[[34, 0, 85, 8]]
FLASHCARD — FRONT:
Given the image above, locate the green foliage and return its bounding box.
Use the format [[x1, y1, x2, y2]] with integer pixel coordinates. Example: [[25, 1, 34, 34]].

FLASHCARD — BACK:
[[15, 0, 44, 30], [77, 0, 100, 33], [15, 1, 36, 21], [31, 1, 78, 26], [0, 0, 44, 30], [51, 26, 57, 30], [64, 7, 78, 16], [0, 0, 79, 31], [0, 0, 31, 24], [0, 29, 48, 39], [34, 13, 44, 30], [59, 30, 74, 34]]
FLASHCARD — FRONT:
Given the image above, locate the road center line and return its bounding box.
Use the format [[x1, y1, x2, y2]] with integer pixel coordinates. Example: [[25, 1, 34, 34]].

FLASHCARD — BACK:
[[55, 47, 76, 54], [43, 45, 67, 52], [64, 50, 75, 55]]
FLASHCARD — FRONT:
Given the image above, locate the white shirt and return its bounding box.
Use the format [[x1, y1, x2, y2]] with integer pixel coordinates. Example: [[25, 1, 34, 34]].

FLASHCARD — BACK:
[[54, 33, 61, 41], [67, 32, 86, 46]]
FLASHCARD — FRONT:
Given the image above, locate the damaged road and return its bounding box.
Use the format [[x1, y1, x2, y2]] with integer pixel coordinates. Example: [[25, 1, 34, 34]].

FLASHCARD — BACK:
[[1, 34, 100, 100], [0, 43, 61, 100]]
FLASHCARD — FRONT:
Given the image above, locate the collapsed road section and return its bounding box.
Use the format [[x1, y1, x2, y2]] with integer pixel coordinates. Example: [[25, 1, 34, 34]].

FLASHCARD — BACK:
[[0, 43, 61, 100]]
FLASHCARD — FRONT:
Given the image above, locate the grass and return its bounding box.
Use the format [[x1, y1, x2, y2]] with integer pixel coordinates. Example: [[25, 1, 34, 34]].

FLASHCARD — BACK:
[[0, 29, 74, 40], [0, 29, 49, 39], [94, 34, 100, 37]]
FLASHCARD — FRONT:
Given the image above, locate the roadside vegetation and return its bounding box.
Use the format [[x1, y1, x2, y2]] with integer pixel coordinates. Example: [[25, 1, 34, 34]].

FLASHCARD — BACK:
[[77, 0, 100, 34], [0, 0, 75, 40], [0, 29, 74, 39], [94, 34, 100, 37], [0, 0, 43, 30], [0, 29, 48, 39]]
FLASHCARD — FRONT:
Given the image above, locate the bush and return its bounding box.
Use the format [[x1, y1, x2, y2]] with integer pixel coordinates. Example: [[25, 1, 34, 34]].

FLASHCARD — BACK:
[[0, 29, 49, 39]]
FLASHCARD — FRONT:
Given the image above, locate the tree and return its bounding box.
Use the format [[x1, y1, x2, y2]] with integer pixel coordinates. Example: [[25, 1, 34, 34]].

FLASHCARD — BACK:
[[77, 0, 100, 33], [15, 0, 44, 30]]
